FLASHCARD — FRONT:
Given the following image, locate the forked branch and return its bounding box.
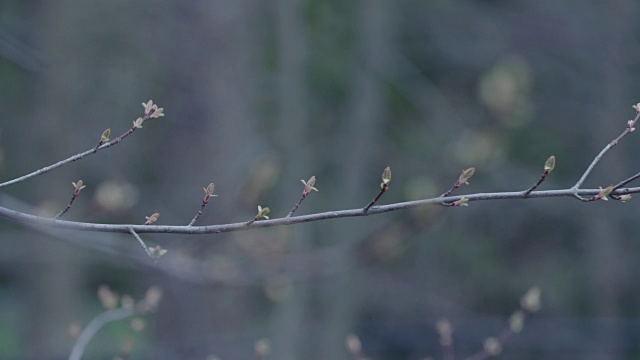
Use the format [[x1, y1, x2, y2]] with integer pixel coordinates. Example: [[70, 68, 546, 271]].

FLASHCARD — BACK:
[[1, 100, 640, 260]]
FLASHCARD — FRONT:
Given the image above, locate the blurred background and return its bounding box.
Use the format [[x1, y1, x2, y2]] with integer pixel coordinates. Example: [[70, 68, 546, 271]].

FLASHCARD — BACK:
[[1, 0, 640, 359]]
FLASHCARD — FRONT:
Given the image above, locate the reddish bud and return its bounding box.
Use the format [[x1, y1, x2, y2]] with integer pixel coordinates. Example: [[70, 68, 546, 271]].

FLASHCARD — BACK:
[[301, 176, 318, 194], [144, 212, 160, 225]]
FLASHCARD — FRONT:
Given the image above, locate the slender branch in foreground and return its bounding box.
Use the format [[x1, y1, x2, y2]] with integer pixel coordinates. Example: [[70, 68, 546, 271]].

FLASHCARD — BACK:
[[524, 156, 555, 196], [364, 167, 391, 212], [0, 100, 163, 189], [287, 176, 318, 217], [54, 180, 86, 219], [2, 186, 638, 237], [188, 183, 217, 226], [572, 105, 640, 193]]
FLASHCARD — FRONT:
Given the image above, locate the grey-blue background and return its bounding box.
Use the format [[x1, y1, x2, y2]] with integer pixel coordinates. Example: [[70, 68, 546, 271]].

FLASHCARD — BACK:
[[1, 1, 639, 359]]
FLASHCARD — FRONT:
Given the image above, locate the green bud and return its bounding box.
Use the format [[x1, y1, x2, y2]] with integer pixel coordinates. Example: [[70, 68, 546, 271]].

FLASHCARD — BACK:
[[101, 128, 111, 143], [257, 206, 270, 220], [544, 156, 555, 172], [382, 166, 391, 185], [458, 167, 475, 185]]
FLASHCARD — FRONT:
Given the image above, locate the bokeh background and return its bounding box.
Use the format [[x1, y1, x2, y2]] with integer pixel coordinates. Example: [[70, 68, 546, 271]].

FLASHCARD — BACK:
[[1, 0, 640, 359]]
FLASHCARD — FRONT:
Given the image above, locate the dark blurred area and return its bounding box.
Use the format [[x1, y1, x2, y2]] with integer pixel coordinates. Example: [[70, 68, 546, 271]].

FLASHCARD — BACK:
[[1, 0, 640, 359]]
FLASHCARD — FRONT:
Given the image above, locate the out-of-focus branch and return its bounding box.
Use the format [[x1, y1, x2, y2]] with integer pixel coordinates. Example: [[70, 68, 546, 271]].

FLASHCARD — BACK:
[[68, 307, 135, 360], [68, 285, 163, 360]]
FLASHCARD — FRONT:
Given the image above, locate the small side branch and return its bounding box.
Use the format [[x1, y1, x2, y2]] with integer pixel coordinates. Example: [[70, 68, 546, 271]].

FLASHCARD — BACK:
[[246, 206, 270, 226], [573, 107, 640, 191], [287, 176, 318, 217], [0, 100, 163, 189], [129, 227, 154, 260], [364, 167, 391, 213], [441, 168, 475, 206], [524, 156, 555, 196], [54, 180, 86, 219], [188, 183, 217, 226]]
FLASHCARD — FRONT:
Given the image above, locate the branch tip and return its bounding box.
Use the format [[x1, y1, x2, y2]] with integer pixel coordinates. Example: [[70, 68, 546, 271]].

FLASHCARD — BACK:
[[256, 206, 270, 220], [382, 166, 391, 186], [459, 167, 476, 185], [101, 128, 111, 143], [301, 175, 318, 194], [544, 155, 555, 172]]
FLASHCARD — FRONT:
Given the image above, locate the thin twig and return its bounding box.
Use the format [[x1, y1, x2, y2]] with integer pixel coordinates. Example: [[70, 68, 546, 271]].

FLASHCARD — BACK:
[[287, 176, 317, 217], [54, 193, 78, 219], [572, 110, 640, 192], [188, 183, 217, 226], [524, 173, 548, 196], [441, 168, 475, 206], [188, 202, 206, 226], [54, 180, 86, 219], [1, 186, 637, 236], [364, 167, 391, 212], [0, 127, 136, 188], [524, 157, 555, 197], [129, 227, 154, 260], [608, 172, 640, 201], [287, 193, 308, 217], [364, 187, 387, 212], [68, 306, 136, 360], [0, 109, 157, 189]]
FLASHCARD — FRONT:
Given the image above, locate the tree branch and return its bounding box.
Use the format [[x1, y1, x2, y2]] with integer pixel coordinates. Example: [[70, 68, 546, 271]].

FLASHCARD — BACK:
[[0, 186, 637, 236], [572, 106, 640, 192], [68, 307, 135, 360], [0, 100, 163, 189]]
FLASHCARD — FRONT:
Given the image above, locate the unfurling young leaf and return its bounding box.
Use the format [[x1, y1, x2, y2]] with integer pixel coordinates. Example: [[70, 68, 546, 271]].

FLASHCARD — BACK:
[[301, 176, 318, 194], [257, 206, 270, 220], [71, 180, 86, 196], [596, 186, 614, 201]]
